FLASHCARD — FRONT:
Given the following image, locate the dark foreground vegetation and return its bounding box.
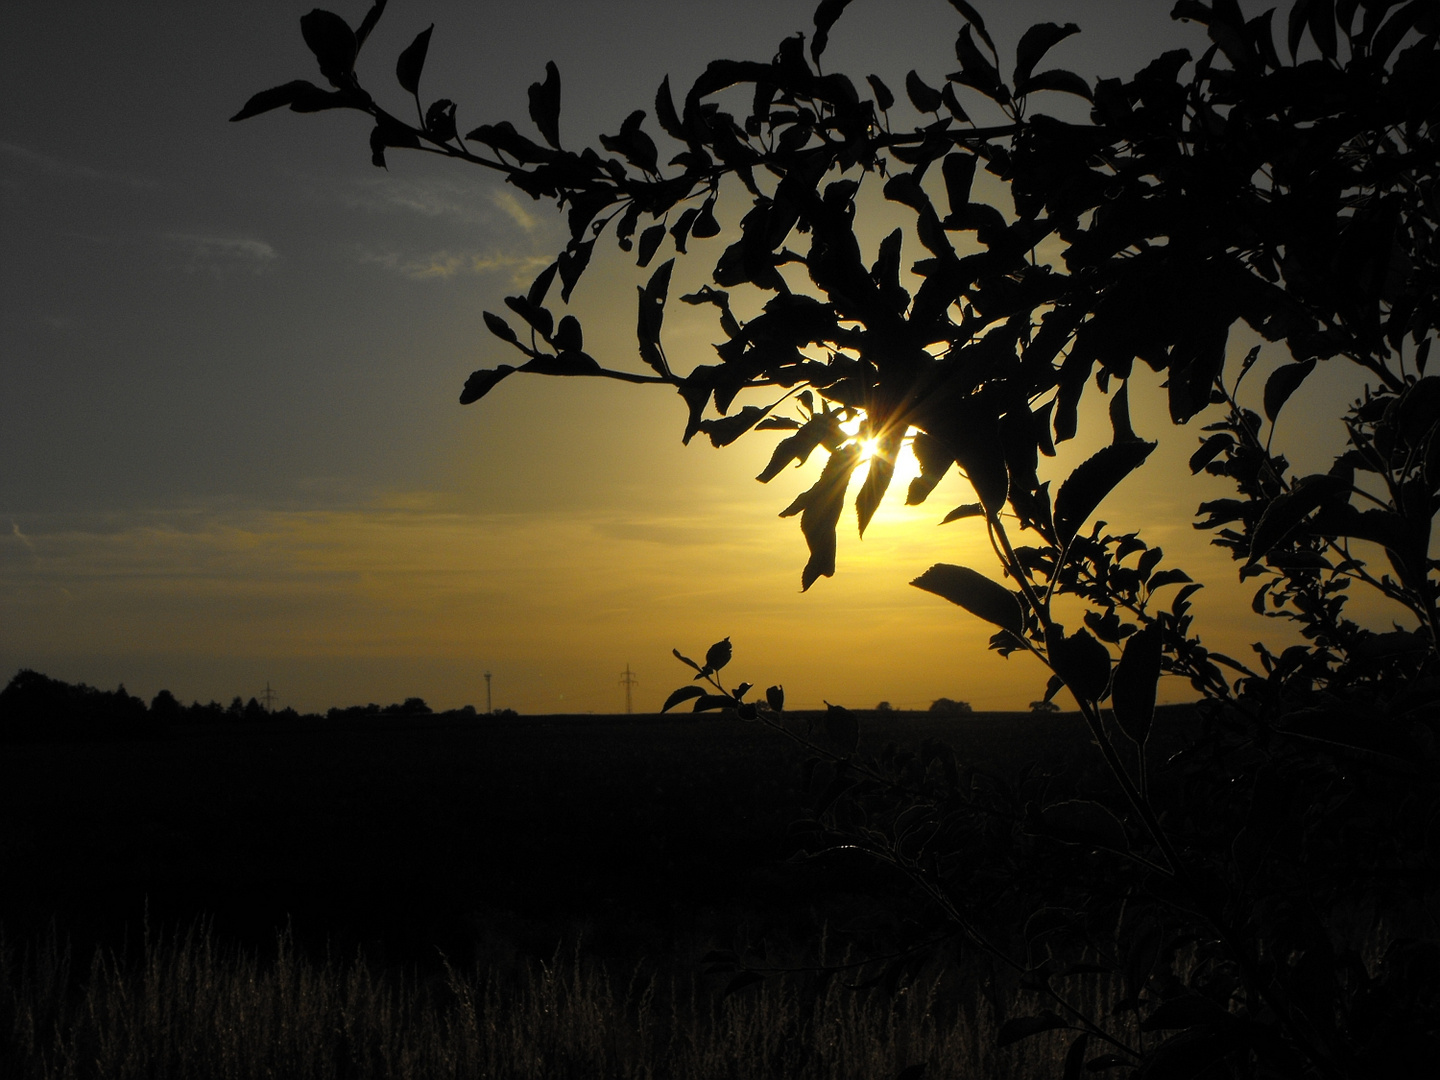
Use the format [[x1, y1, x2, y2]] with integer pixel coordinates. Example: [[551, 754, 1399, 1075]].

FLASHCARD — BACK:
[[0, 671, 1187, 1078], [0, 668, 1148, 963], [0, 920, 1135, 1080]]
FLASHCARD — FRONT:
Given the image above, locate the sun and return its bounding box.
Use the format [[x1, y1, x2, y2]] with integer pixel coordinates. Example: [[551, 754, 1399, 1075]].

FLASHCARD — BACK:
[[858, 436, 882, 462]]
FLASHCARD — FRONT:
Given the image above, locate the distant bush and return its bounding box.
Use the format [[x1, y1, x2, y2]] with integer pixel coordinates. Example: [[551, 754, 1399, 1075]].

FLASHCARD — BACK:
[[493, 707, 519, 718], [927, 698, 972, 716], [0, 669, 161, 742], [874, 701, 894, 714], [1028, 700, 1060, 714]]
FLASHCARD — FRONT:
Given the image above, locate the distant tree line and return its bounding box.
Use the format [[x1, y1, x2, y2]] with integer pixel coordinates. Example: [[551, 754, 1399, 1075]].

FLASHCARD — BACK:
[[0, 670, 499, 743]]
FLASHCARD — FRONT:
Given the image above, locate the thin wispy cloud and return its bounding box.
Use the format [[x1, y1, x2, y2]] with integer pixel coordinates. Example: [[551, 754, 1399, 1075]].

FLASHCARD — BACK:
[[166, 233, 279, 273], [355, 246, 549, 283], [338, 175, 552, 235], [491, 191, 540, 232], [0, 140, 155, 190]]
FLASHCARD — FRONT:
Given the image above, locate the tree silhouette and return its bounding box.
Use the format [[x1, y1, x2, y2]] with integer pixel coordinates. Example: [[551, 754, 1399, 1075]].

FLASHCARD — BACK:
[[238, 2, 1439, 1073]]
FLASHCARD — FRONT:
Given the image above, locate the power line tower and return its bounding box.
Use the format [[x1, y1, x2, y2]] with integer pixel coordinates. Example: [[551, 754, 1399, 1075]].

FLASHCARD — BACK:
[[261, 682, 277, 713], [619, 664, 638, 715], [484, 671, 492, 715]]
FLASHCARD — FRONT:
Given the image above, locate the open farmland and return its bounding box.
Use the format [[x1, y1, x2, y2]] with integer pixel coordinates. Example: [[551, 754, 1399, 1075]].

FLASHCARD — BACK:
[[0, 708, 1195, 966]]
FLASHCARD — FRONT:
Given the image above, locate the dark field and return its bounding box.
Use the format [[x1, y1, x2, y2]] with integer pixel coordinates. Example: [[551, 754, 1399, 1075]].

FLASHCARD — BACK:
[[0, 708, 1195, 967]]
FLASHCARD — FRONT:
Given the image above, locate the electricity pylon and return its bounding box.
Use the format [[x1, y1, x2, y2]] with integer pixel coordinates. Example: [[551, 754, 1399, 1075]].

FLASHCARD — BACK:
[[484, 671, 492, 715], [619, 664, 638, 715], [261, 682, 277, 713]]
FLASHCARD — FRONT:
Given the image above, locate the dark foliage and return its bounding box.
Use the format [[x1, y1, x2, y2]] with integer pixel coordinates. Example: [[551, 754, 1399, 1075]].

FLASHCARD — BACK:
[[238, 1, 1440, 1075], [0, 670, 161, 743]]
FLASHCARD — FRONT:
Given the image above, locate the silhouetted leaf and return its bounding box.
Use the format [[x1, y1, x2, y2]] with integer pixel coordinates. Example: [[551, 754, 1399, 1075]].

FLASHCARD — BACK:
[[866, 74, 895, 110], [911, 564, 1024, 637], [528, 61, 562, 148], [705, 637, 732, 673], [1015, 23, 1080, 87], [1309, 0, 1339, 58], [1019, 68, 1092, 99], [518, 351, 600, 377], [1263, 358, 1316, 423], [673, 648, 702, 672], [941, 152, 977, 216], [927, 402, 1008, 516], [527, 263, 558, 308], [395, 24, 433, 95], [906, 432, 952, 505], [945, 0, 995, 52], [300, 9, 358, 88], [465, 121, 559, 163], [766, 685, 785, 710], [554, 315, 583, 353], [1188, 434, 1232, 474], [1053, 441, 1156, 546], [556, 239, 593, 302], [906, 70, 943, 112], [600, 109, 659, 173], [1112, 623, 1161, 745], [637, 258, 674, 377], [940, 82, 969, 120], [812, 0, 856, 64], [1248, 474, 1348, 563], [756, 416, 800, 431], [369, 118, 421, 167], [654, 76, 686, 141], [1047, 626, 1111, 701], [758, 413, 843, 483], [997, 1011, 1068, 1047], [504, 294, 553, 340], [692, 201, 721, 239], [857, 432, 898, 536], [425, 99, 457, 142], [482, 311, 519, 345], [662, 685, 706, 712], [353, 0, 387, 51], [701, 405, 771, 448], [940, 503, 985, 523], [953, 24, 1005, 99], [459, 365, 515, 405], [636, 225, 666, 267], [1147, 568, 1193, 590], [230, 81, 350, 121], [781, 444, 863, 591], [1372, 0, 1430, 64], [1109, 382, 1136, 443], [884, 172, 930, 212]]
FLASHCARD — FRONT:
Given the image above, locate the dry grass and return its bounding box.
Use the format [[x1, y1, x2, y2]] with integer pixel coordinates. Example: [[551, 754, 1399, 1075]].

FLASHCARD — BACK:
[[0, 922, 1133, 1080]]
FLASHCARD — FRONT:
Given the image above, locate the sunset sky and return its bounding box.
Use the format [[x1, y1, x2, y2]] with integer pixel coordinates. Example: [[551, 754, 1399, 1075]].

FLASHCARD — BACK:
[[2, 1, 1365, 714]]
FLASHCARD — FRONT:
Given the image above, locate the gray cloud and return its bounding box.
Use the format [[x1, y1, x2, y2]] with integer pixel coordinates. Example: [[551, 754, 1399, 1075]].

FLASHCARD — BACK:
[[165, 233, 279, 273], [0, 140, 155, 190]]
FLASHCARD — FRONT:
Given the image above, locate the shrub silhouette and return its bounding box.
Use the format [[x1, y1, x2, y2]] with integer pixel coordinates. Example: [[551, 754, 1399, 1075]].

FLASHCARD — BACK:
[[1, 669, 158, 742], [927, 697, 972, 716], [238, 1, 1440, 1074]]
